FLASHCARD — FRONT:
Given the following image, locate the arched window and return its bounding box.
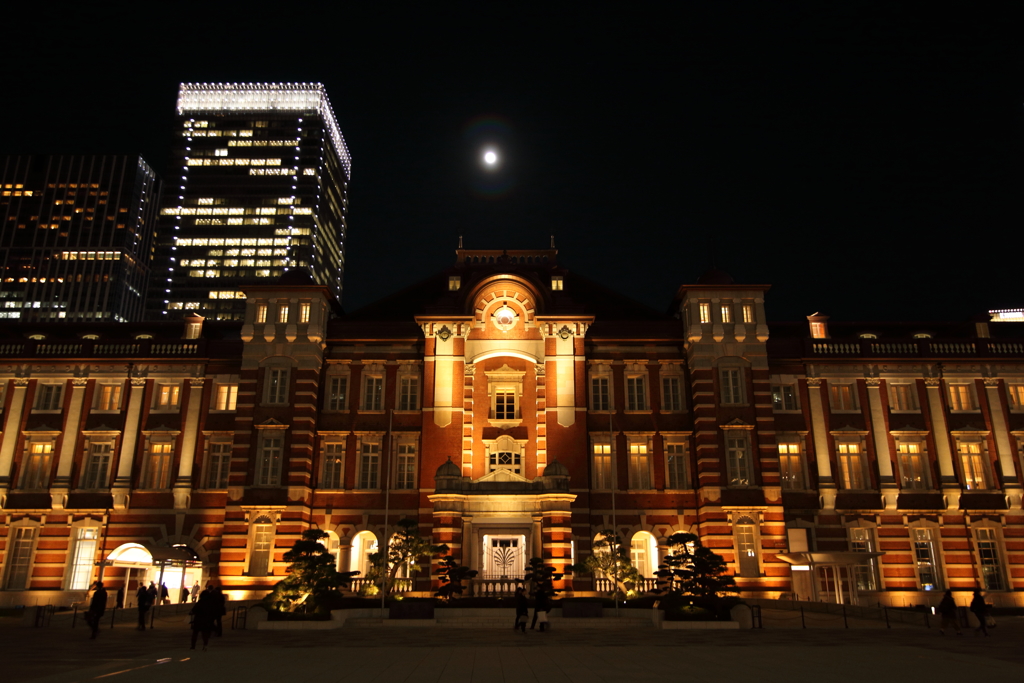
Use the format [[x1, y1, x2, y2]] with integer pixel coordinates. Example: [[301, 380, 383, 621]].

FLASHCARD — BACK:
[[630, 531, 657, 577], [487, 435, 523, 475], [322, 530, 341, 571], [350, 530, 378, 576]]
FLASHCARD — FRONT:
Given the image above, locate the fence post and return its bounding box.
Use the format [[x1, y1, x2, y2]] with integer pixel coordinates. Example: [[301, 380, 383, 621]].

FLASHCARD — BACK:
[[842, 604, 848, 629], [884, 607, 890, 629], [800, 606, 805, 629]]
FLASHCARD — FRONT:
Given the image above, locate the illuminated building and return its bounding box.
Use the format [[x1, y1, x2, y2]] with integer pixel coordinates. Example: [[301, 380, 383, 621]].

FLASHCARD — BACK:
[[2, 249, 1024, 609], [149, 82, 351, 321], [0, 155, 159, 322]]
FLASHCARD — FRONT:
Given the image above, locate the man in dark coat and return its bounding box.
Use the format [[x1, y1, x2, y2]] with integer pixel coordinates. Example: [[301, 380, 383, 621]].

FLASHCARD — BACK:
[[970, 589, 990, 636], [190, 590, 217, 650], [937, 589, 962, 635], [211, 584, 227, 636], [87, 582, 107, 639], [136, 580, 152, 631], [514, 586, 529, 634]]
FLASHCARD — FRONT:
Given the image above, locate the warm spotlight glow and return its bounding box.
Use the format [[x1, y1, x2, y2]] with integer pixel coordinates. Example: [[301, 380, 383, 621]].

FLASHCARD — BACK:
[[483, 150, 498, 165]]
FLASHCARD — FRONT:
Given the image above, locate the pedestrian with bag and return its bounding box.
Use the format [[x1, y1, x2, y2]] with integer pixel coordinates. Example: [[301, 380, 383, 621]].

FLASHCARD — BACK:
[[136, 580, 152, 631], [86, 582, 107, 640], [189, 589, 217, 650], [514, 586, 529, 634], [970, 589, 991, 637], [534, 590, 551, 632], [937, 589, 962, 636]]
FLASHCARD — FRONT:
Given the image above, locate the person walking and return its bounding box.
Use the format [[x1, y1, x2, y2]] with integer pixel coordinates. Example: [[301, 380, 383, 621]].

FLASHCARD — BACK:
[[136, 580, 153, 631], [211, 584, 227, 636], [534, 590, 552, 632], [514, 586, 529, 634], [191, 582, 200, 603], [116, 586, 125, 610], [937, 589, 962, 635], [189, 590, 217, 651], [970, 589, 990, 637], [181, 586, 190, 604], [86, 582, 107, 639], [160, 583, 169, 605]]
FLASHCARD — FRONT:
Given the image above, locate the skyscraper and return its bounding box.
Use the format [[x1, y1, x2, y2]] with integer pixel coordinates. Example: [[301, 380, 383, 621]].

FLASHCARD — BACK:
[[150, 83, 352, 320], [0, 155, 159, 322]]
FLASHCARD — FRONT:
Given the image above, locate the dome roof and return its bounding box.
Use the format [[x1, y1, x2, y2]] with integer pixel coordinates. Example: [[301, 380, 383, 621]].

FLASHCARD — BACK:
[[435, 457, 461, 479], [543, 459, 569, 477], [695, 268, 735, 285]]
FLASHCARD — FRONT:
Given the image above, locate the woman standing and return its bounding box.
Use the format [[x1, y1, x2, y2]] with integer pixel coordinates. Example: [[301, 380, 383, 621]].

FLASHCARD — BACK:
[[970, 589, 990, 637]]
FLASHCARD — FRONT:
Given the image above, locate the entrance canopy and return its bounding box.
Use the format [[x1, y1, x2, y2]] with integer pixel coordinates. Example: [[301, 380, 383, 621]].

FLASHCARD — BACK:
[[105, 543, 201, 569], [776, 551, 884, 570]]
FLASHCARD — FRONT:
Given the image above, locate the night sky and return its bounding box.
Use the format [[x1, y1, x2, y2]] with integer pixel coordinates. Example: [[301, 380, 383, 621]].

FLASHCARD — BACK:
[[2, 4, 1021, 323]]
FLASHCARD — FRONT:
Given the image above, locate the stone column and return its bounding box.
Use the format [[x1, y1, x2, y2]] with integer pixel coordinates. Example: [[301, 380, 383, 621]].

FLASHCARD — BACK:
[[52, 379, 90, 501], [984, 378, 1023, 507], [112, 378, 147, 510], [865, 378, 898, 509], [173, 378, 206, 510], [0, 379, 29, 503], [461, 516, 474, 570], [924, 378, 959, 510], [532, 516, 543, 560], [552, 326, 576, 427], [806, 378, 837, 509]]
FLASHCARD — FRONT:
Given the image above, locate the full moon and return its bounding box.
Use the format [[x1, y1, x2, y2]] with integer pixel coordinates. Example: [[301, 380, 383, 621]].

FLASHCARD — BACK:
[[483, 150, 498, 165]]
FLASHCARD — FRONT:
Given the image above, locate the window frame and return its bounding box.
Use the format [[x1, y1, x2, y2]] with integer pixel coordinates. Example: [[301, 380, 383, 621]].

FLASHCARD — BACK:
[[20, 439, 55, 490], [777, 440, 806, 490], [911, 525, 943, 592], [947, 383, 977, 412], [254, 431, 285, 486], [66, 525, 101, 590], [829, 382, 859, 412], [955, 437, 992, 491], [771, 384, 799, 411], [720, 368, 744, 405], [213, 383, 238, 411], [152, 381, 182, 411], [625, 374, 649, 412], [356, 437, 381, 490], [94, 383, 123, 412], [660, 371, 684, 413], [1007, 383, 1024, 412], [3, 525, 39, 590], [395, 441, 417, 490], [140, 436, 175, 489], [591, 437, 612, 490], [724, 431, 753, 487], [361, 369, 384, 412], [734, 516, 761, 578], [325, 374, 349, 411], [974, 525, 1006, 591], [320, 438, 346, 489], [80, 438, 115, 490], [889, 382, 919, 412], [895, 439, 930, 490], [848, 525, 880, 592], [246, 516, 276, 577], [34, 382, 64, 412], [627, 436, 652, 490], [589, 367, 612, 412], [835, 440, 869, 490], [398, 372, 420, 412], [664, 438, 688, 490]]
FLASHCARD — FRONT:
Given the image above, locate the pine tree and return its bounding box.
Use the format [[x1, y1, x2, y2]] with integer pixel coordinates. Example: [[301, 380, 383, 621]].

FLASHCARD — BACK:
[[654, 532, 737, 599], [264, 529, 357, 613], [370, 518, 447, 599], [573, 530, 641, 599], [434, 554, 478, 601]]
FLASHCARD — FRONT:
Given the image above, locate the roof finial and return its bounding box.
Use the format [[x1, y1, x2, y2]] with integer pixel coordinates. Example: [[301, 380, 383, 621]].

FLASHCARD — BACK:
[[458, 235, 463, 249], [550, 234, 556, 249]]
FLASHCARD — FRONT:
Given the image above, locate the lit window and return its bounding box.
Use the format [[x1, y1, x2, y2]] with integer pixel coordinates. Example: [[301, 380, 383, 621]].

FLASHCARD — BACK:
[[913, 528, 942, 591], [948, 384, 975, 411], [721, 305, 732, 323], [299, 303, 311, 323], [551, 275, 564, 291], [358, 440, 380, 489], [726, 435, 752, 486], [142, 441, 173, 488], [837, 443, 867, 489], [772, 384, 798, 411], [890, 383, 918, 411], [592, 441, 612, 489], [255, 434, 284, 485], [699, 303, 711, 324], [742, 304, 754, 324], [778, 442, 805, 490], [810, 322, 827, 339], [95, 384, 122, 411], [957, 440, 990, 490], [628, 440, 651, 489], [666, 441, 687, 489], [1008, 383, 1024, 410], [897, 442, 928, 490], [849, 528, 879, 591], [21, 442, 54, 489], [154, 383, 181, 409], [448, 276, 461, 291], [215, 384, 238, 411], [277, 305, 289, 324], [829, 383, 858, 411], [256, 304, 268, 323], [67, 527, 99, 590]]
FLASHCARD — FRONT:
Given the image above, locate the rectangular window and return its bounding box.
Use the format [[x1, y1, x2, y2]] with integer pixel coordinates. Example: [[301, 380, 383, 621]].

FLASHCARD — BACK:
[[976, 528, 1004, 591], [626, 376, 647, 411], [362, 375, 383, 411], [358, 441, 380, 489], [661, 376, 683, 412], [888, 383, 916, 411], [256, 304, 268, 323], [897, 442, 928, 490], [948, 384, 975, 411], [810, 322, 827, 339], [742, 304, 754, 324], [142, 442, 173, 488], [837, 443, 867, 490], [277, 305, 289, 323], [913, 528, 942, 591], [850, 528, 879, 591], [21, 442, 53, 489], [448, 276, 461, 291], [1008, 384, 1024, 410], [396, 443, 417, 490], [81, 441, 113, 489], [299, 303, 311, 323], [35, 383, 63, 410], [829, 383, 857, 411], [215, 383, 238, 411], [590, 376, 610, 411], [494, 389, 516, 420], [772, 384, 798, 411], [699, 303, 711, 324], [720, 369, 743, 405], [4, 527, 36, 589], [321, 441, 344, 489], [95, 384, 122, 411], [551, 275, 564, 291], [720, 305, 732, 323], [628, 441, 651, 489], [265, 368, 289, 405], [592, 441, 611, 489], [326, 376, 348, 411], [726, 435, 752, 486], [154, 383, 181, 409], [666, 442, 687, 489], [735, 523, 759, 577], [68, 528, 99, 590], [778, 443, 805, 490], [256, 435, 283, 486], [399, 376, 419, 411], [205, 440, 232, 489], [249, 523, 273, 576], [958, 441, 990, 490], [488, 451, 521, 474]]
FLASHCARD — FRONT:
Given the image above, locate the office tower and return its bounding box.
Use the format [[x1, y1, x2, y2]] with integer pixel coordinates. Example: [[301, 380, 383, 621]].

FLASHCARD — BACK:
[[150, 82, 352, 320], [0, 155, 158, 322]]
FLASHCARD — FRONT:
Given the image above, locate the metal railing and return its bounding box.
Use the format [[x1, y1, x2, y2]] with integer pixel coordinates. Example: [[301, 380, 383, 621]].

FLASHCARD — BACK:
[[744, 597, 934, 628], [772, 337, 1024, 360]]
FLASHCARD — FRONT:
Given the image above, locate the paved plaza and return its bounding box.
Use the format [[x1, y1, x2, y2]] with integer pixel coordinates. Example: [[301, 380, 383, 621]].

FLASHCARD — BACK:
[[3, 608, 1022, 683]]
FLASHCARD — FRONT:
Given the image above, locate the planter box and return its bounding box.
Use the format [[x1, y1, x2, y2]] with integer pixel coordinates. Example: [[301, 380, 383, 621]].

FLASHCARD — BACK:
[[562, 601, 603, 618], [389, 601, 435, 620]]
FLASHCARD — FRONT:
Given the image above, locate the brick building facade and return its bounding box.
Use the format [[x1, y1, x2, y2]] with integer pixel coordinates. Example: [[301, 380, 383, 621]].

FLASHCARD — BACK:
[[1, 248, 1022, 608]]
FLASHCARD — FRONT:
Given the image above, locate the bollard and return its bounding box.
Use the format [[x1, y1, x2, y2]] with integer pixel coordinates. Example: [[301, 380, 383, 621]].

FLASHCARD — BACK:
[[884, 607, 890, 629]]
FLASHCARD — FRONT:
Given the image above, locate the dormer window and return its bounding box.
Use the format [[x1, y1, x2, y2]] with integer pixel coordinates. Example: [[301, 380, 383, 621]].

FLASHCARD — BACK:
[[859, 333, 878, 339], [448, 276, 461, 291], [551, 275, 564, 291], [807, 312, 829, 339], [82, 334, 100, 340], [184, 323, 201, 340], [699, 303, 711, 324], [27, 334, 45, 341], [299, 303, 311, 324]]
